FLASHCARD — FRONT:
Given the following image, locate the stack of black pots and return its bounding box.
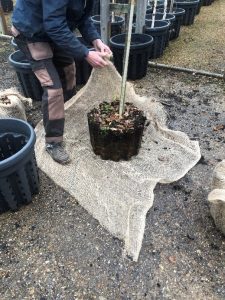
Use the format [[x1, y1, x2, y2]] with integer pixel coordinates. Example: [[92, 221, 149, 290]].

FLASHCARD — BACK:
[[110, 33, 154, 80], [91, 15, 125, 38], [175, 0, 200, 25], [156, 8, 185, 40], [1, 0, 13, 13]]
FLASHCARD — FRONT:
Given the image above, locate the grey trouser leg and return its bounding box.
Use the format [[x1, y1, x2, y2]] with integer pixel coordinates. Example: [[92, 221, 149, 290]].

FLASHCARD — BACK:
[[15, 37, 76, 143]]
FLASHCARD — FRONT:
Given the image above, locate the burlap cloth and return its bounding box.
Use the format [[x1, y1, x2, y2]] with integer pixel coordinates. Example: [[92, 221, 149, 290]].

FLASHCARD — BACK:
[[35, 64, 201, 261]]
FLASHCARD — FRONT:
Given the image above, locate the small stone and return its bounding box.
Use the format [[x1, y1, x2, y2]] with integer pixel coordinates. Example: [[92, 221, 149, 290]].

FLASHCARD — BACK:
[[168, 256, 176, 264]]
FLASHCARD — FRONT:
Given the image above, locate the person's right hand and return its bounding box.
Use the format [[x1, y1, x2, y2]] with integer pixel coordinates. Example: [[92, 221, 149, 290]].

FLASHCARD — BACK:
[[85, 51, 109, 68]]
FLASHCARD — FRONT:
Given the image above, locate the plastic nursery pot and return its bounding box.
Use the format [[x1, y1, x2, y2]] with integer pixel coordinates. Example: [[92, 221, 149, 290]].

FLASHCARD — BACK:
[[1, 0, 13, 12], [157, 8, 185, 40], [146, 5, 153, 14], [143, 20, 170, 59], [148, 0, 165, 10], [202, 0, 213, 6], [11, 38, 18, 50], [0, 118, 39, 213], [146, 13, 175, 46], [87, 101, 146, 161], [196, 0, 203, 14], [91, 15, 124, 37], [8, 50, 43, 101], [75, 37, 94, 85], [109, 33, 153, 80], [91, 0, 100, 15], [175, 0, 200, 25], [92, 15, 125, 37]]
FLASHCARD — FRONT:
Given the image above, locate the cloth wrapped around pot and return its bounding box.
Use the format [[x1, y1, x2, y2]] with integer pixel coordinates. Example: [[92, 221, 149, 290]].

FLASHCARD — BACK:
[[0, 88, 32, 121], [208, 160, 225, 235], [35, 63, 201, 261]]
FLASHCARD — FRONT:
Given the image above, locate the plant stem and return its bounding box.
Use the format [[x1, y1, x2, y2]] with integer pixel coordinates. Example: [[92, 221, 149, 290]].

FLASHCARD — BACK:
[[169, 0, 174, 13], [163, 0, 168, 20], [119, 0, 135, 117], [151, 0, 158, 28]]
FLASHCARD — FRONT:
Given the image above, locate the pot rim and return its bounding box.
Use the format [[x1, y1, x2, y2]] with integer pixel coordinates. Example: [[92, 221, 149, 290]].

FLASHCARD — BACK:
[[0, 118, 36, 172], [109, 33, 154, 50]]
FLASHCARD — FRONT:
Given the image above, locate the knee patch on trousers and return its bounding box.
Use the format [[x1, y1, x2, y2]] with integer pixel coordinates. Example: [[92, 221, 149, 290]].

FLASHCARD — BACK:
[[64, 62, 76, 91], [47, 88, 64, 120]]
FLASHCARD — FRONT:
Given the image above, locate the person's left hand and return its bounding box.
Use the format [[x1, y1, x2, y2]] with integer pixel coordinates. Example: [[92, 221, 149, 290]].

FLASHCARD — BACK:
[[92, 39, 112, 57]]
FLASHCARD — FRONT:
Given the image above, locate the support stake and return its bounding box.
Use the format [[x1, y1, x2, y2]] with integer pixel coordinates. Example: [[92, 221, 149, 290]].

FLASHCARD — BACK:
[[119, 0, 136, 117]]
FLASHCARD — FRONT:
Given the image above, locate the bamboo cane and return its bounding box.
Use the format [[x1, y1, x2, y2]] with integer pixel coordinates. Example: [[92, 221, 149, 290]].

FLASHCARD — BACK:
[[151, 0, 158, 28], [169, 0, 175, 13], [111, 0, 116, 23], [0, 1, 9, 35], [119, 0, 135, 117], [163, 0, 168, 20]]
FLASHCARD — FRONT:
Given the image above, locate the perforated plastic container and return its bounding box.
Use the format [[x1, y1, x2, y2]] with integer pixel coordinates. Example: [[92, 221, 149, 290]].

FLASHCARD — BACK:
[[0, 118, 39, 213], [175, 0, 200, 25], [91, 15, 124, 37], [110, 33, 153, 80], [144, 20, 170, 59], [146, 13, 175, 46], [75, 37, 93, 85], [202, 0, 213, 5], [9, 50, 43, 101], [157, 8, 185, 40]]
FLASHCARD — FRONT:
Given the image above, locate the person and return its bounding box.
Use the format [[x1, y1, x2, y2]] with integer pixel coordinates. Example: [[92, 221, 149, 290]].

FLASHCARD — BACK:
[[11, 0, 112, 164]]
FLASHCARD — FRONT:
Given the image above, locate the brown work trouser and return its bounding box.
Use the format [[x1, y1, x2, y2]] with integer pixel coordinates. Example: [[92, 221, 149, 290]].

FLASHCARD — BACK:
[[14, 36, 76, 143]]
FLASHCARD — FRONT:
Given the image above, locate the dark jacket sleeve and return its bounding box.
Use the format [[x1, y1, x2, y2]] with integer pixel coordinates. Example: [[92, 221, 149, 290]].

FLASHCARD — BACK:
[[42, 0, 89, 60], [77, 1, 101, 44]]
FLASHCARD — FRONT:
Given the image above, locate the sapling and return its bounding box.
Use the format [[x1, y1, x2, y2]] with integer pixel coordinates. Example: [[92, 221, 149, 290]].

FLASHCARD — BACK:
[[169, 0, 175, 13], [119, 0, 135, 116], [151, 0, 158, 28]]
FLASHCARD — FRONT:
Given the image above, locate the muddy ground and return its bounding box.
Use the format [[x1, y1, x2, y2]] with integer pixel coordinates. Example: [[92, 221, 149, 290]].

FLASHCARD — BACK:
[[1, 1, 225, 299]]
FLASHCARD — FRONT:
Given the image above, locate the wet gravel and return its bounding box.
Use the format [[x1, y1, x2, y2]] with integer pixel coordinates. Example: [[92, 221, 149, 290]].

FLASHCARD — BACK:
[[1, 33, 225, 299]]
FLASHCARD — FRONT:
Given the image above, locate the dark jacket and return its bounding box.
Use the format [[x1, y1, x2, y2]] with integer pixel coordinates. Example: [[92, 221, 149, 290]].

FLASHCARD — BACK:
[[12, 0, 100, 60]]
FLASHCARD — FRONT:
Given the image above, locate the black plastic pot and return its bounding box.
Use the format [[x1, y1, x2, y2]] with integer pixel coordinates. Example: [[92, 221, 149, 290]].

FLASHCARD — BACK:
[[75, 55, 93, 85], [110, 33, 153, 80], [75, 37, 93, 85], [202, 0, 213, 5], [196, 0, 203, 14], [157, 8, 185, 40], [91, 15, 124, 37], [91, 0, 100, 15], [0, 118, 39, 213], [87, 105, 146, 161], [11, 38, 92, 87], [1, 0, 13, 12], [9, 50, 43, 101], [148, 0, 165, 11], [146, 13, 175, 46], [175, 0, 200, 25], [11, 38, 18, 50], [144, 20, 170, 59]]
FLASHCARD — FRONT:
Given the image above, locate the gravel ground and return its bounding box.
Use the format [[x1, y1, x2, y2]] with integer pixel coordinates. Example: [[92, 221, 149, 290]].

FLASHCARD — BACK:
[[1, 2, 225, 299], [156, 0, 225, 73]]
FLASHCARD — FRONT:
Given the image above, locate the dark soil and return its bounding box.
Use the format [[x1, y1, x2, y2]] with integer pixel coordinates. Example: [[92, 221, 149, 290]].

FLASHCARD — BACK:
[[0, 95, 11, 105], [88, 101, 146, 161], [1, 2, 225, 297], [87, 100, 146, 132]]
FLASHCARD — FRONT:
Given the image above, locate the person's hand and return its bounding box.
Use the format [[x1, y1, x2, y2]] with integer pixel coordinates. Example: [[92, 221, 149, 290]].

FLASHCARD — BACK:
[[85, 51, 109, 68], [92, 39, 112, 56]]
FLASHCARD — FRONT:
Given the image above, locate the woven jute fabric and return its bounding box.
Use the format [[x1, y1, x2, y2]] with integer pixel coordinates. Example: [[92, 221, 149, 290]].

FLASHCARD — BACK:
[[35, 64, 201, 261], [0, 88, 32, 120], [208, 160, 225, 236]]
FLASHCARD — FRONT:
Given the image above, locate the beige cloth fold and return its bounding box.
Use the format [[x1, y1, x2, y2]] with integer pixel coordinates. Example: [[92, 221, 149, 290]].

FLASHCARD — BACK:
[[35, 64, 201, 261], [0, 88, 32, 120]]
